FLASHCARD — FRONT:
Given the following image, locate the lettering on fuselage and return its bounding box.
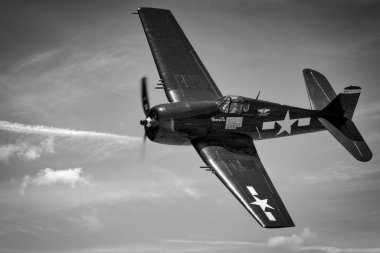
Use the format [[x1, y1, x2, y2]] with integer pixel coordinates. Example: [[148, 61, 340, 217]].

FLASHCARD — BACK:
[[211, 117, 226, 122], [262, 110, 310, 135], [225, 117, 243, 130]]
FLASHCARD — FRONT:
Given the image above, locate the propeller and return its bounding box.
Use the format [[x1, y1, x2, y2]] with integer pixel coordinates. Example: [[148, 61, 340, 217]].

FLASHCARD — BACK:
[[140, 77, 150, 160]]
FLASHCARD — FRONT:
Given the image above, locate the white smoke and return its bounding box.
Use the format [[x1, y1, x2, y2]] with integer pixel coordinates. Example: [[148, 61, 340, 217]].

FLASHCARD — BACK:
[[0, 120, 137, 139], [0, 121, 140, 162]]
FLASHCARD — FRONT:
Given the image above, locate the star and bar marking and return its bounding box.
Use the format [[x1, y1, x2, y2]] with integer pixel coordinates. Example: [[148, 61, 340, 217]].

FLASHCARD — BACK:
[[246, 186, 276, 222], [262, 110, 310, 135]]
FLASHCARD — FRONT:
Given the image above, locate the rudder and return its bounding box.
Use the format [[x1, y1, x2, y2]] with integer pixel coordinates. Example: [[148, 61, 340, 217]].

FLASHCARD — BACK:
[[321, 86, 361, 119]]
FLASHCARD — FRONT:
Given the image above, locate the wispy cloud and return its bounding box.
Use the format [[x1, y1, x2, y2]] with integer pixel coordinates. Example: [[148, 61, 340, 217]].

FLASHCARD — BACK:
[[268, 228, 317, 251], [267, 228, 380, 253], [8, 166, 203, 215], [0, 137, 54, 163], [66, 209, 102, 233], [301, 245, 380, 253], [80, 168, 203, 206], [133, 233, 380, 253], [0, 121, 140, 162], [355, 101, 380, 121], [0, 35, 145, 119], [162, 239, 265, 246], [292, 164, 379, 184], [20, 168, 91, 194], [10, 49, 61, 72], [172, 177, 203, 199]]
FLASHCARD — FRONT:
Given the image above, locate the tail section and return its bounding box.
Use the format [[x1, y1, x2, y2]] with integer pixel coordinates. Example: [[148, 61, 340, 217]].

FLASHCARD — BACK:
[[304, 69, 372, 162], [303, 69, 337, 110]]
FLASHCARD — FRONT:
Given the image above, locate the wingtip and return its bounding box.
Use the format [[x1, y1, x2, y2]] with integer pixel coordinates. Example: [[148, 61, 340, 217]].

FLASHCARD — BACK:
[[356, 148, 373, 162]]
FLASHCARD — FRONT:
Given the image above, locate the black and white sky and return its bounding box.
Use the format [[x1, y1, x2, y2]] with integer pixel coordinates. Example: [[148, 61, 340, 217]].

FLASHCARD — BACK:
[[1, 0, 380, 252]]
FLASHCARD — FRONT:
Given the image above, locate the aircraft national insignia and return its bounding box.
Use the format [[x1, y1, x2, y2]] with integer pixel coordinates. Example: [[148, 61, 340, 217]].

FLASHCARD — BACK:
[[276, 110, 297, 135], [247, 186, 276, 221], [262, 110, 311, 135]]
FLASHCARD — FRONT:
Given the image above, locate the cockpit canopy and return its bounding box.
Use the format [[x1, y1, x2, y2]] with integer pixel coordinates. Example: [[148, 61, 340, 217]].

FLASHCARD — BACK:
[[216, 96, 250, 114]]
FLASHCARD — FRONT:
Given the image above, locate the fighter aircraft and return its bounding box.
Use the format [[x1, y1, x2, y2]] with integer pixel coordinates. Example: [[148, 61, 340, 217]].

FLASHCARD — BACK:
[[135, 7, 372, 228]]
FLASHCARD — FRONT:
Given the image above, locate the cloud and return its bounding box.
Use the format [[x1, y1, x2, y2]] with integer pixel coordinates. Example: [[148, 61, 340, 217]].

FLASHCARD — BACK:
[[11, 166, 203, 213], [66, 209, 102, 233], [163, 239, 265, 246], [0, 137, 54, 163], [267, 228, 380, 253], [11, 49, 61, 72], [81, 169, 203, 206], [20, 168, 90, 194], [301, 245, 380, 253], [160, 238, 380, 253], [268, 228, 317, 251], [0, 35, 145, 118], [293, 164, 379, 184], [355, 101, 380, 121], [172, 177, 203, 199]]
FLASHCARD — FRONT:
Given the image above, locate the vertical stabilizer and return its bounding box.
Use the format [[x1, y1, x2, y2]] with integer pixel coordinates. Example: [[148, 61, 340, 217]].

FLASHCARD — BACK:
[[303, 69, 336, 110]]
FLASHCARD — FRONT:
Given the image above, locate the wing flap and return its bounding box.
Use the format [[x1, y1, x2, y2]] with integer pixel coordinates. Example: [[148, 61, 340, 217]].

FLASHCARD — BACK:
[[137, 7, 222, 102], [192, 134, 295, 228]]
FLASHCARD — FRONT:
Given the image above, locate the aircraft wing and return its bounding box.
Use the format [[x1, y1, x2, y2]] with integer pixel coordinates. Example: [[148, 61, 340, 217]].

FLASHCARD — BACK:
[[191, 134, 295, 228], [137, 7, 222, 102]]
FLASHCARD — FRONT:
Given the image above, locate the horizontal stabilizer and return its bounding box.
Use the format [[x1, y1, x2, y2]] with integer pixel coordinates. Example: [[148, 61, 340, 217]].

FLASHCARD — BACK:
[[303, 69, 337, 110], [318, 118, 372, 162]]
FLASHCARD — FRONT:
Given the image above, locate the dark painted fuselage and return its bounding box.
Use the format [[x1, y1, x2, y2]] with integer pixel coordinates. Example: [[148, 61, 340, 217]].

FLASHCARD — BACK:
[[146, 95, 325, 145]]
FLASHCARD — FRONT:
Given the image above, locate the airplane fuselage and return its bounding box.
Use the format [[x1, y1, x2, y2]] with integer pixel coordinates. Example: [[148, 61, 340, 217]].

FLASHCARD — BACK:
[[145, 95, 325, 145]]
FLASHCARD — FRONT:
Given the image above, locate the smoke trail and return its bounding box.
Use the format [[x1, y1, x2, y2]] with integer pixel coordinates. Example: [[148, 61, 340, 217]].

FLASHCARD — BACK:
[[0, 121, 137, 139], [0, 121, 140, 162]]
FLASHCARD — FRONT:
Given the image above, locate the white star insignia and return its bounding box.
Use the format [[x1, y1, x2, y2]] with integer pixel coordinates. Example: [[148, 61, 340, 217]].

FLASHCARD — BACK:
[[276, 110, 297, 135], [251, 196, 274, 211]]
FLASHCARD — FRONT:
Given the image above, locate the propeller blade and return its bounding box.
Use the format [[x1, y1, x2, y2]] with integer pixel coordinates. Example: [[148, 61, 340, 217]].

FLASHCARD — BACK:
[[141, 77, 150, 116], [139, 132, 147, 161], [143, 132, 147, 142]]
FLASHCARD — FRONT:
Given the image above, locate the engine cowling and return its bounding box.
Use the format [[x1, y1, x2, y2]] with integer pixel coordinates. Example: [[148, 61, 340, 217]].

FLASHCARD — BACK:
[[143, 101, 218, 145]]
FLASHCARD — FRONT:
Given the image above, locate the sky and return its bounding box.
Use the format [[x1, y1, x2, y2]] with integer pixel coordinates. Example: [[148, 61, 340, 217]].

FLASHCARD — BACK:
[[1, 0, 380, 252]]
